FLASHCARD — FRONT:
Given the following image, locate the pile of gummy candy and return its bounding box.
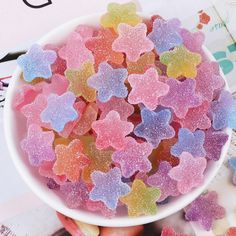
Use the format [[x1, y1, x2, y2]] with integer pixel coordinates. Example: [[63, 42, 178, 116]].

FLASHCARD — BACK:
[[14, 2, 236, 218]]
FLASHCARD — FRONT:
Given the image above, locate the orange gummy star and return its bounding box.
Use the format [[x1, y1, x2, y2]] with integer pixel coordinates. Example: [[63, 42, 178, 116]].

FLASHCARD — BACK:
[[65, 61, 96, 102], [53, 139, 90, 182]]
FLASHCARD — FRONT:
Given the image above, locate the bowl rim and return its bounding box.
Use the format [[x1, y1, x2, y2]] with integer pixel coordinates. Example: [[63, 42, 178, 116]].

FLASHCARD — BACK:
[[3, 13, 232, 227]]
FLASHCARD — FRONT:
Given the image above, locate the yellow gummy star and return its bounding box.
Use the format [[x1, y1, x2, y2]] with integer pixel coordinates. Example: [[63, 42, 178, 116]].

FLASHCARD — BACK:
[[65, 61, 96, 102], [160, 45, 202, 78], [100, 2, 141, 31], [120, 179, 161, 217]]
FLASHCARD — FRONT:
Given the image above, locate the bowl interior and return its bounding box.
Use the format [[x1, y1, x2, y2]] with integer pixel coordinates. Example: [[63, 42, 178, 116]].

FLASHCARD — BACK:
[[4, 14, 232, 227]]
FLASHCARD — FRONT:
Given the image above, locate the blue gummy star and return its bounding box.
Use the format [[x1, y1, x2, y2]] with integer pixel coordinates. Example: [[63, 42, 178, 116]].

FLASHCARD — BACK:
[[148, 18, 183, 54], [40, 91, 78, 132], [210, 90, 236, 130], [171, 128, 206, 158], [17, 44, 57, 82], [89, 167, 130, 210], [134, 108, 175, 148], [229, 157, 236, 185], [87, 61, 128, 102]]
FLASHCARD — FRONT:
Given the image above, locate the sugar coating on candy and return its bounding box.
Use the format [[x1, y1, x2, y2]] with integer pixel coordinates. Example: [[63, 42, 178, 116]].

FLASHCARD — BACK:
[[195, 62, 225, 101], [184, 191, 225, 231], [126, 51, 156, 74], [209, 90, 236, 130], [112, 23, 154, 62], [147, 161, 179, 202], [40, 91, 78, 132], [120, 179, 160, 216], [53, 139, 90, 182], [128, 68, 169, 110], [168, 152, 207, 194], [174, 101, 211, 132], [148, 18, 183, 54], [100, 2, 141, 31], [85, 28, 124, 66], [228, 157, 236, 185], [92, 110, 134, 150], [171, 128, 206, 158], [160, 45, 202, 78], [89, 167, 130, 210], [225, 227, 236, 236], [80, 136, 113, 183], [112, 137, 153, 178], [160, 79, 201, 119], [97, 97, 134, 121], [134, 108, 175, 148], [161, 226, 189, 236], [204, 129, 228, 161], [65, 61, 96, 102], [87, 62, 128, 103], [60, 181, 89, 209], [58, 32, 94, 69], [21, 124, 55, 166], [75, 25, 94, 40], [17, 44, 56, 82]]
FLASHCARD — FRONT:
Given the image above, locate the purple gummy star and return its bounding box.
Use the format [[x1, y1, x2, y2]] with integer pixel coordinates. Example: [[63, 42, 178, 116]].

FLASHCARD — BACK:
[[134, 108, 175, 148], [147, 161, 179, 202], [87, 62, 128, 103], [17, 44, 56, 82], [204, 129, 229, 161], [60, 181, 89, 209], [229, 157, 236, 185], [40, 91, 78, 132], [171, 128, 206, 158], [160, 78, 201, 119], [195, 62, 225, 102], [209, 90, 236, 130], [21, 124, 55, 166], [89, 167, 130, 210], [148, 18, 183, 54], [112, 137, 153, 178], [185, 191, 225, 231]]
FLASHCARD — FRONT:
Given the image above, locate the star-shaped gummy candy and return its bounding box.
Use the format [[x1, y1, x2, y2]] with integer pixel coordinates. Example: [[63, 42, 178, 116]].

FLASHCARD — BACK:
[[161, 226, 189, 236], [40, 91, 78, 132], [92, 110, 134, 150], [171, 128, 206, 158], [147, 161, 179, 202], [209, 90, 236, 130], [168, 152, 207, 194], [100, 2, 141, 31], [134, 108, 175, 148], [87, 62, 128, 103], [148, 18, 183, 54], [53, 139, 90, 182], [112, 137, 153, 178], [17, 44, 56, 82], [160, 78, 201, 119], [65, 61, 96, 102], [89, 167, 130, 210], [120, 179, 160, 216], [229, 157, 236, 185], [112, 23, 154, 62], [160, 45, 201, 78], [21, 124, 55, 166], [184, 191, 225, 230], [195, 62, 225, 101], [128, 68, 169, 110], [58, 32, 94, 69], [85, 28, 124, 66]]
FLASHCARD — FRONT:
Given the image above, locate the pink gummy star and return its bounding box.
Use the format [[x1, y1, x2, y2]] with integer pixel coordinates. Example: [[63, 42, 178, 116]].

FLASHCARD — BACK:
[[75, 24, 94, 41], [97, 97, 134, 120], [160, 78, 201, 119], [195, 62, 225, 101], [112, 137, 153, 178], [92, 110, 134, 150], [21, 124, 55, 166], [58, 31, 94, 69], [128, 68, 169, 110], [112, 23, 154, 62], [168, 152, 207, 194]]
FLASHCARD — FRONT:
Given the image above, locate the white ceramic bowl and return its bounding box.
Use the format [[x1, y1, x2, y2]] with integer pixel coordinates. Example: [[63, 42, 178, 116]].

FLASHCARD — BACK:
[[4, 14, 232, 227]]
